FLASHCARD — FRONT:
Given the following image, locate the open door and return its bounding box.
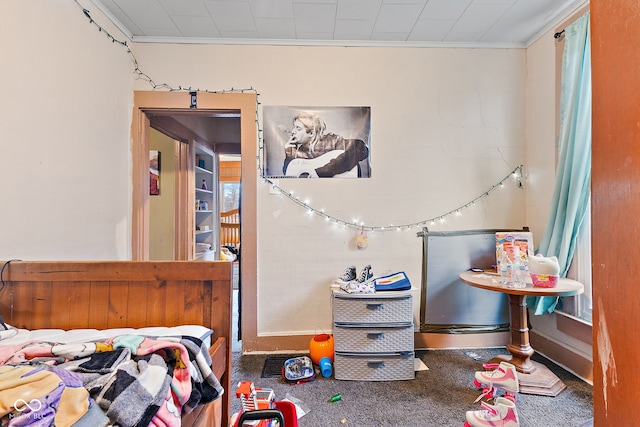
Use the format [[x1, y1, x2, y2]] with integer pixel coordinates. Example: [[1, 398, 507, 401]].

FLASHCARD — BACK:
[[131, 91, 257, 352]]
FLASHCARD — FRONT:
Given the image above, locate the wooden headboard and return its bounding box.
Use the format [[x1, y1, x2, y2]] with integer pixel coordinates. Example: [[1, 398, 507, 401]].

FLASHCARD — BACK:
[[0, 260, 232, 426]]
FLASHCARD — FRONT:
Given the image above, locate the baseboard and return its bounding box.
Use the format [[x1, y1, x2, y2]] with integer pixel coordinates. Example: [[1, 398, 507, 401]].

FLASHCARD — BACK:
[[414, 331, 510, 349], [241, 331, 510, 353], [240, 331, 593, 385], [530, 331, 593, 384]]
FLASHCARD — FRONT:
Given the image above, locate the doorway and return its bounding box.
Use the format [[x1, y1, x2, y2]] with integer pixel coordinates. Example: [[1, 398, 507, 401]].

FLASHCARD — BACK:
[[131, 91, 258, 354]]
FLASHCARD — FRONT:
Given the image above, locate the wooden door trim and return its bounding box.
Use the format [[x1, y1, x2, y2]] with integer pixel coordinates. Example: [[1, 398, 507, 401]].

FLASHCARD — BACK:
[[131, 91, 258, 351], [131, 106, 151, 260], [174, 140, 191, 260]]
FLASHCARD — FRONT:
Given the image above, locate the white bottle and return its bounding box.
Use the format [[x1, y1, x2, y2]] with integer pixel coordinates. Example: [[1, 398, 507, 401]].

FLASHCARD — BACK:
[[499, 250, 512, 286], [511, 250, 526, 289]]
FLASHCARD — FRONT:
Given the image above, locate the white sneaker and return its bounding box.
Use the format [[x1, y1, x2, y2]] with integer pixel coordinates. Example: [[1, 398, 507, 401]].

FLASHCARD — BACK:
[[474, 362, 519, 402], [465, 397, 520, 427]]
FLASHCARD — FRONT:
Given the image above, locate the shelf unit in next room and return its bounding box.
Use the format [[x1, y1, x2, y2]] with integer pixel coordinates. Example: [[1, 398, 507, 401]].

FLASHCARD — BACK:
[[194, 142, 215, 261]]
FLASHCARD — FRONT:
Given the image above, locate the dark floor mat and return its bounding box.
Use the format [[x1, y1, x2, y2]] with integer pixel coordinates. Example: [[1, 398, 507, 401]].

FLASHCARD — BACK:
[[261, 354, 305, 378]]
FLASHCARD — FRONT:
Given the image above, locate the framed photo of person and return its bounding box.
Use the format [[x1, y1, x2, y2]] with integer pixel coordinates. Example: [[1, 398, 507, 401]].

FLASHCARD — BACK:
[[150, 150, 160, 195], [263, 106, 371, 178]]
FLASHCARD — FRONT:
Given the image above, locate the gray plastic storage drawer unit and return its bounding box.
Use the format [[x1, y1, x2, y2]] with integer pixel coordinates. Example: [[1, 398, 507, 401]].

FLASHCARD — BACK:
[[332, 290, 414, 381]]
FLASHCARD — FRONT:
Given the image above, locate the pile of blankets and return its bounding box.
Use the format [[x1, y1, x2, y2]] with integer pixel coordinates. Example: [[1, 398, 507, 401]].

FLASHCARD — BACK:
[[0, 334, 223, 426]]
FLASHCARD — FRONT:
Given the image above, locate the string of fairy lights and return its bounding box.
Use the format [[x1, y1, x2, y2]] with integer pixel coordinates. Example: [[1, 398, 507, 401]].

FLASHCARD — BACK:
[[73, 1, 259, 95], [74, 1, 524, 233], [263, 166, 524, 232]]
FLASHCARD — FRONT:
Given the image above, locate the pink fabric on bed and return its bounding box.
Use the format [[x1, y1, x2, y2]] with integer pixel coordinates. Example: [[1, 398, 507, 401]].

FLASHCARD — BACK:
[[0, 334, 222, 427]]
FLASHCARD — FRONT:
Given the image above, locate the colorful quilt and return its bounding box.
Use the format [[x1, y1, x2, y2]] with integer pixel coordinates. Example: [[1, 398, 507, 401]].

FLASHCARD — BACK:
[[0, 334, 223, 427]]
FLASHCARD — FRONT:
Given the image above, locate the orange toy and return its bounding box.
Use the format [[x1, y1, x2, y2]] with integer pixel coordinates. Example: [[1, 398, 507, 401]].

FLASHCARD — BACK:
[[309, 333, 334, 364]]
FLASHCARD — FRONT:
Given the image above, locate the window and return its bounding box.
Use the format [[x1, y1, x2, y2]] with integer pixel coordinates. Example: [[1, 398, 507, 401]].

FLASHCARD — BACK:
[[222, 182, 240, 212], [562, 199, 592, 323], [219, 158, 241, 212]]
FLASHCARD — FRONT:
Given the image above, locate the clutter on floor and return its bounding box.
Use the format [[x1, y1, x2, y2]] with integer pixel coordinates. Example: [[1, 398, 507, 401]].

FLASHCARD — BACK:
[[233, 349, 592, 426], [230, 381, 301, 427], [261, 354, 301, 378], [230, 232, 589, 425]]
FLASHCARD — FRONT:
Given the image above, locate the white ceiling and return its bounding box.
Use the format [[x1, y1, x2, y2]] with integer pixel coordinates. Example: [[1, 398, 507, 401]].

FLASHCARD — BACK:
[[91, 0, 587, 48]]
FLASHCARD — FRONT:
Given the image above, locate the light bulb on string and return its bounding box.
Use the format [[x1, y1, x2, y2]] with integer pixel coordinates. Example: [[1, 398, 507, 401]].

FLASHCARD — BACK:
[[85, 0, 522, 235], [263, 164, 522, 232]]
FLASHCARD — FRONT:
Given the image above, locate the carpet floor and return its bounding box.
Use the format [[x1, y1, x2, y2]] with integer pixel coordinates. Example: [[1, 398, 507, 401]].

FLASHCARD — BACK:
[[230, 348, 593, 427]]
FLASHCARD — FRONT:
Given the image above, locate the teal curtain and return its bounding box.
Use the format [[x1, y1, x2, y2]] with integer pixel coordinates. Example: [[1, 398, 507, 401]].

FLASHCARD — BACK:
[[528, 12, 592, 315]]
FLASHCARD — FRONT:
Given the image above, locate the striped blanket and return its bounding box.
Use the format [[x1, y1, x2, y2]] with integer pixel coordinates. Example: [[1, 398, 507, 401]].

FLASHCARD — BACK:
[[0, 334, 223, 427]]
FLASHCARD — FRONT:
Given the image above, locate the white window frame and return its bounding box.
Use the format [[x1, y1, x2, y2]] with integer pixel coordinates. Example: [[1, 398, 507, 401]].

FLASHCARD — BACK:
[[560, 198, 592, 323]]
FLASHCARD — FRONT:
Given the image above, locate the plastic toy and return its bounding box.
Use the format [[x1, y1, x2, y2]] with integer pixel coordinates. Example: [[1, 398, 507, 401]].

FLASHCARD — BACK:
[[309, 333, 334, 364], [328, 393, 342, 403], [319, 357, 333, 378], [230, 381, 299, 427], [231, 381, 276, 426]]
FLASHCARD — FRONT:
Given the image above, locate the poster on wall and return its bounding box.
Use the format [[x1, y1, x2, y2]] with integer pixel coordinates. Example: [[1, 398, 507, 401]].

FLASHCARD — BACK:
[[263, 106, 371, 178], [150, 150, 160, 195]]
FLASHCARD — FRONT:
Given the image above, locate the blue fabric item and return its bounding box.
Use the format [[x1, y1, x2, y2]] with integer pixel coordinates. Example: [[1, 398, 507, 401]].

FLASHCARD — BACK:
[[374, 271, 411, 291], [528, 12, 591, 315]]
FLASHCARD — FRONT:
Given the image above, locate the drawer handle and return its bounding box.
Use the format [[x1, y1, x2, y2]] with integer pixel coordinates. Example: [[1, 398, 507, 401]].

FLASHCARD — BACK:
[[367, 360, 385, 367], [366, 303, 384, 310], [367, 331, 385, 339]]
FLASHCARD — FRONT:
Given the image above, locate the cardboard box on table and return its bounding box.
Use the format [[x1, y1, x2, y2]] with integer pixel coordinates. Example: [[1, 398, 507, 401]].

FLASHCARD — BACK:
[[495, 232, 534, 272]]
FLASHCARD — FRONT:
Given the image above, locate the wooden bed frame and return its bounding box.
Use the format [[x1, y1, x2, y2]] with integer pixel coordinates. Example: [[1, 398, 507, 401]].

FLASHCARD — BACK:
[[0, 260, 232, 427]]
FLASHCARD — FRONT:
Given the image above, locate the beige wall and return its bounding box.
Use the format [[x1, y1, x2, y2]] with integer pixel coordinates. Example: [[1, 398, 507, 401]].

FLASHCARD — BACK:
[[149, 129, 176, 260], [524, 33, 559, 245], [0, 1, 133, 260], [1, 1, 586, 358], [132, 43, 528, 336]]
